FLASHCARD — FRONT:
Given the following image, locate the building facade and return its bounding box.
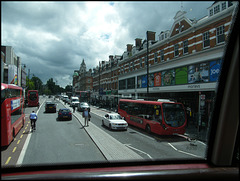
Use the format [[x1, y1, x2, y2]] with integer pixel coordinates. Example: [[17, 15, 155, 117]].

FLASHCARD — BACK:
[[117, 1, 237, 129], [91, 55, 121, 108], [72, 59, 93, 96], [1, 46, 24, 87]]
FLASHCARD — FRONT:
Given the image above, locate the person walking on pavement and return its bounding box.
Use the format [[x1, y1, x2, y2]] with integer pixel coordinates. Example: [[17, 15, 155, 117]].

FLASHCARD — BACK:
[[82, 108, 89, 127], [29, 110, 38, 131], [73, 104, 76, 113]]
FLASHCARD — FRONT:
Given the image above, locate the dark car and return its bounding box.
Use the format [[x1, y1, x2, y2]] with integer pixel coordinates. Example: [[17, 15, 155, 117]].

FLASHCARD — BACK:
[[58, 108, 72, 121], [45, 101, 56, 113]]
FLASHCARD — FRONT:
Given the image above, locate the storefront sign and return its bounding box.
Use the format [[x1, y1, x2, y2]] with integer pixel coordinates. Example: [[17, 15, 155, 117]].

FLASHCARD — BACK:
[[187, 84, 200, 89]]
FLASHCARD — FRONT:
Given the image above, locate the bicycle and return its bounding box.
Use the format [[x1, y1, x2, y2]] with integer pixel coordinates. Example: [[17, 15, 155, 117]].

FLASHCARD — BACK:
[[30, 119, 37, 131]]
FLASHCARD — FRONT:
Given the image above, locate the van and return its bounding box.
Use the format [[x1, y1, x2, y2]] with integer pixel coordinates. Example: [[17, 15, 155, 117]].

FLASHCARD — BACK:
[[70, 96, 80, 107]]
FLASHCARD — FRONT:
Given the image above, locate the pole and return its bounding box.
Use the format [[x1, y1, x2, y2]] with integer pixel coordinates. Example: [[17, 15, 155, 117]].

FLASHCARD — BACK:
[[99, 61, 100, 98], [146, 31, 149, 100]]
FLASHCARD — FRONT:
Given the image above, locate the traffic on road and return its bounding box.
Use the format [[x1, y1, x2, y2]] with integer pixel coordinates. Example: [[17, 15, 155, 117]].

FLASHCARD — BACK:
[[2, 95, 206, 167]]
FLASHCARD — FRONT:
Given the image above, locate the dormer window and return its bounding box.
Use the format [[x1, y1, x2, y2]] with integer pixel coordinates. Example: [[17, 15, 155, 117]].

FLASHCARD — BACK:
[[214, 5, 220, 14], [209, 1, 234, 17], [222, 2, 226, 10]]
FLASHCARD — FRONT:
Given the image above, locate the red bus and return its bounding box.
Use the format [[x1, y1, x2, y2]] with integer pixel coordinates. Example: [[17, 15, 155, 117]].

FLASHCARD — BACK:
[[77, 91, 90, 102], [27, 90, 39, 107], [1, 83, 25, 147], [118, 99, 187, 135]]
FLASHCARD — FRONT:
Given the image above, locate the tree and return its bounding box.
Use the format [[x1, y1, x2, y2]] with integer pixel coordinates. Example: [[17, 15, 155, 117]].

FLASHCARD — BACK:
[[31, 76, 43, 94], [26, 76, 35, 90]]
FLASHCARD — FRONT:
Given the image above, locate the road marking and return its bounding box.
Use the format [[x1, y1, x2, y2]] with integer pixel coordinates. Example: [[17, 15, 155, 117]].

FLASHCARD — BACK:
[[20, 135, 23, 139], [17, 140, 20, 144], [23, 130, 25, 133], [5, 157, 11, 165], [12, 147, 17, 153], [124, 144, 153, 160], [168, 143, 202, 158], [16, 100, 44, 166]]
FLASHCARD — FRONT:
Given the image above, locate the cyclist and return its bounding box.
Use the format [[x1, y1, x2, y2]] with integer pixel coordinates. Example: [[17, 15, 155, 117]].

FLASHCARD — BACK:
[[29, 110, 38, 131]]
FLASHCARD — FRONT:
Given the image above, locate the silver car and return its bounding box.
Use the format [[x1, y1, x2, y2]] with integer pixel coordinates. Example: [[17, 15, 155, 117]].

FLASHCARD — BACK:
[[77, 102, 90, 112], [102, 113, 128, 130]]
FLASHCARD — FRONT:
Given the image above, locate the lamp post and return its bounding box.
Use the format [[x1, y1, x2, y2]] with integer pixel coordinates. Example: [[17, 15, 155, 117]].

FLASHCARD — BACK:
[[146, 31, 149, 100]]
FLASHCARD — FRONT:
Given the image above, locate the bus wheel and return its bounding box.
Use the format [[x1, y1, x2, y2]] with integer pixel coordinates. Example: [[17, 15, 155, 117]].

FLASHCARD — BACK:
[[145, 125, 151, 133]]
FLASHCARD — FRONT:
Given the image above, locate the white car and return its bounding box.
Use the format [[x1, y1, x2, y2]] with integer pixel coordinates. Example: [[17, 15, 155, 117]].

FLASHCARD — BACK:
[[102, 113, 128, 130]]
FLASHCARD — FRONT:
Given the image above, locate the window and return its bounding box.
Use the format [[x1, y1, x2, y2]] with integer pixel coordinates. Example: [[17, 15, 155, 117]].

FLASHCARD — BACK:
[[183, 40, 188, 54], [209, 8, 213, 16], [144, 56, 147, 67], [160, 49, 164, 61], [217, 25, 225, 44], [174, 43, 179, 57], [127, 77, 135, 89], [154, 52, 158, 63], [203, 31, 210, 48], [119, 79, 126, 90], [214, 5, 220, 14], [1, 1, 239, 180], [222, 2, 226, 10]]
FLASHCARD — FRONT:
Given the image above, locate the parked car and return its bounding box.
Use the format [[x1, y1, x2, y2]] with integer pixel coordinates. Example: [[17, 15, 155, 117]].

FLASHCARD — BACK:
[[102, 113, 128, 130], [45, 101, 56, 113], [57, 108, 72, 121], [78, 102, 90, 112]]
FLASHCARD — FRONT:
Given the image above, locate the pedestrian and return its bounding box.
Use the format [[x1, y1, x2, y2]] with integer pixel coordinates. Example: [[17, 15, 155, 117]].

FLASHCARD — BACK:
[[29, 110, 38, 131], [73, 105, 76, 113], [82, 108, 89, 127], [88, 108, 91, 122]]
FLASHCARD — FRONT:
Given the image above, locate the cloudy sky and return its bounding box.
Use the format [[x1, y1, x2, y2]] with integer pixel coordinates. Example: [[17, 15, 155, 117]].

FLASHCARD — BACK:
[[1, 1, 213, 88]]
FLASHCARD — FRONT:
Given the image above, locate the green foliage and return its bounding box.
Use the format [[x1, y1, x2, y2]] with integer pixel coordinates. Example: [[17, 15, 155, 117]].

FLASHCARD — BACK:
[[26, 75, 68, 95]]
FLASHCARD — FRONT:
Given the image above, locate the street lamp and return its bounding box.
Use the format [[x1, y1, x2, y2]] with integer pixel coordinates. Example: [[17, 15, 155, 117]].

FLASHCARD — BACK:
[[146, 31, 149, 100]]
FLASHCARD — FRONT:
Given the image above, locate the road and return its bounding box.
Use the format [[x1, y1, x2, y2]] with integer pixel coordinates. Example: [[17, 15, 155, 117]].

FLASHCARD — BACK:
[[2, 96, 207, 167]]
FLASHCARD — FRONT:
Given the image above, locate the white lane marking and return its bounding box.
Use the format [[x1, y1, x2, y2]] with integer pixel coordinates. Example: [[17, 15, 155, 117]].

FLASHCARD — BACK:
[[124, 144, 153, 160], [167, 143, 202, 158], [16, 99, 46, 166]]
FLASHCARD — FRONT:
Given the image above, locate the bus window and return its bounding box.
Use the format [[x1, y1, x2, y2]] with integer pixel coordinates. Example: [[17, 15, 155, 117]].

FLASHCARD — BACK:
[[153, 105, 163, 123], [162, 103, 186, 127]]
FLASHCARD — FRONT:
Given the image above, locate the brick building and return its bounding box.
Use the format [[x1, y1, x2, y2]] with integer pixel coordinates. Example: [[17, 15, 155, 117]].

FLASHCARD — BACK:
[[117, 1, 237, 128]]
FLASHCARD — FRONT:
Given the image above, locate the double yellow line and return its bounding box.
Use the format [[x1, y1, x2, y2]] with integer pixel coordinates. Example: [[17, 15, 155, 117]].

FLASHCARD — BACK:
[[4, 121, 30, 165]]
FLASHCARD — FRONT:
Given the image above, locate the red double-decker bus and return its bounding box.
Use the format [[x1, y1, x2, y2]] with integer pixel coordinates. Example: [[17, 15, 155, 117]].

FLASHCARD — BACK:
[[1, 83, 25, 147], [118, 99, 187, 135], [77, 91, 90, 103], [27, 90, 39, 107]]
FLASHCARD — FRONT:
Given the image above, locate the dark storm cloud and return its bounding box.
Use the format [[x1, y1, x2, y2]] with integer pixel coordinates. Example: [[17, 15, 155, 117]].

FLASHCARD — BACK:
[[1, 1, 214, 88]]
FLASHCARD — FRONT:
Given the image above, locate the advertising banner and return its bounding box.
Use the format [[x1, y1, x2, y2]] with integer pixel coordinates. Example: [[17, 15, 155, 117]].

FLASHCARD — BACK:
[[162, 69, 175, 86], [8, 64, 18, 85], [148, 73, 154, 87], [209, 59, 222, 82], [141, 75, 147, 88], [154, 72, 161, 87], [175, 66, 188, 85], [188, 62, 209, 83]]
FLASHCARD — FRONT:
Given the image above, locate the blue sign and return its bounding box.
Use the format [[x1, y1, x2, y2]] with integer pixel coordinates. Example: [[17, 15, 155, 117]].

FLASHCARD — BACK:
[[209, 60, 222, 82], [141, 75, 147, 88]]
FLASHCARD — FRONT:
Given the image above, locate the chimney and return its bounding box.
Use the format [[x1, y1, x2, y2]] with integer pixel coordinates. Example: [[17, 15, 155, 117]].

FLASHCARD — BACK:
[[135, 38, 142, 49], [147, 31, 156, 41], [127, 44, 133, 52], [109, 55, 114, 61]]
